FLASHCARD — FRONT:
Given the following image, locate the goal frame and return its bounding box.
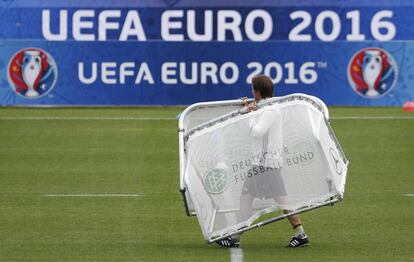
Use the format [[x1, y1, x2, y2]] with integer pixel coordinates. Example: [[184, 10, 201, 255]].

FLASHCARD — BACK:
[[178, 94, 348, 242]]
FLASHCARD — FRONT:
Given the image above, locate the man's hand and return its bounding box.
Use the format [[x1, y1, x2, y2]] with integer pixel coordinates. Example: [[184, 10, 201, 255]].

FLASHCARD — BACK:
[[240, 97, 249, 107], [240, 97, 257, 112], [246, 101, 257, 112]]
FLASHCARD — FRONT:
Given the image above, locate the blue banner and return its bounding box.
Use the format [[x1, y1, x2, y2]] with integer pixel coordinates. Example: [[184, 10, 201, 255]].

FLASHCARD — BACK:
[[0, 0, 413, 106]]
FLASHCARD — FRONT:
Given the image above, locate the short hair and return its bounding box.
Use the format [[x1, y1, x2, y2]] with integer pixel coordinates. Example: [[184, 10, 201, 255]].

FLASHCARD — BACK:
[[252, 75, 274, 98]]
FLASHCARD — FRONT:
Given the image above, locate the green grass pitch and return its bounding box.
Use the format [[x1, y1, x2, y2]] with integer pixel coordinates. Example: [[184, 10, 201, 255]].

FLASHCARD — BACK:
[[0, 107, 413, 261]]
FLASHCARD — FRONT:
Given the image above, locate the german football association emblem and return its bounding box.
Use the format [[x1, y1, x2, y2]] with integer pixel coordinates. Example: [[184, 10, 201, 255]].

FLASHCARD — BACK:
[[203, 168, 229, 194]]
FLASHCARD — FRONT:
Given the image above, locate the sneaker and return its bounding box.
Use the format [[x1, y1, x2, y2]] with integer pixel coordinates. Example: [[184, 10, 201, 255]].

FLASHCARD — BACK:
[[286, 234, 309, 248], [215, 236, 240, 248]]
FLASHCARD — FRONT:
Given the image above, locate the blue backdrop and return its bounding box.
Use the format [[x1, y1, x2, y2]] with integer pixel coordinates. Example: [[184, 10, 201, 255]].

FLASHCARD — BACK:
[[0, 0, 413, 106]]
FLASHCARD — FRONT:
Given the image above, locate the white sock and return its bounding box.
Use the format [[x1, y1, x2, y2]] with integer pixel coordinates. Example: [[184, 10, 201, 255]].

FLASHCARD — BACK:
[[294, 225, 305, 237], [232, 234, 241, 241]]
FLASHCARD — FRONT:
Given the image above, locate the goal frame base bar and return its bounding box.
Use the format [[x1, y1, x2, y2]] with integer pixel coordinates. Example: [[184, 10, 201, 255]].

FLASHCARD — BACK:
[[207, 196, 342, 244]]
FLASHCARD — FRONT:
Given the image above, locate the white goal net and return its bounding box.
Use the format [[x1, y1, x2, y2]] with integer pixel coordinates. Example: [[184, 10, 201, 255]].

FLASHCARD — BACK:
[[178, 94, 348, 242]]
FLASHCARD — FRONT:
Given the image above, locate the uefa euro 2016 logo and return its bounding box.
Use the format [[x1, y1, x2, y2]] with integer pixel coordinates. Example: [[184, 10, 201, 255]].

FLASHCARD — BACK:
[[8, 48, 58, 99], [347, 48, 398, 99]]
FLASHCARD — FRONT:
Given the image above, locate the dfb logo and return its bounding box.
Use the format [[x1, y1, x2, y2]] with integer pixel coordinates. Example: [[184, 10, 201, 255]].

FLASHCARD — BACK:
[[8, 48, 58, 99], [203, 168, 229, 195]]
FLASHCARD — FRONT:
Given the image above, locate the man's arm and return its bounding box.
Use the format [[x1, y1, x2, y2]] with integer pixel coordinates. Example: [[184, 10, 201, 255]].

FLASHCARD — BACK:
[[249, 109, 276, 138]]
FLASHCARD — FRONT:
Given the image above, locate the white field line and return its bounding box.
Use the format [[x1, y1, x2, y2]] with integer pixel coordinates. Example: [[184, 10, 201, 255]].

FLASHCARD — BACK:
[[43, 193, 142, 197], [0, 116, 413, 121], [403, 194, 414, 197], [230, 248, 244, 262], [0, 116, 176, 121]]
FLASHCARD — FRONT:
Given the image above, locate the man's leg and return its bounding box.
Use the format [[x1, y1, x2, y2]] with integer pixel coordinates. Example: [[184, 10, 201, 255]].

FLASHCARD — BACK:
[[285, 211, 302, 227], [215, 187, 253, 248], [271, 167, 309, 248], [284, 211, 309, 248]]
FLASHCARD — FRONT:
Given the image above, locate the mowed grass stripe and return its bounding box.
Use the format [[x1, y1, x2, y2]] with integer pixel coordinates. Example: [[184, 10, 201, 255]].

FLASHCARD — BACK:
[[43, 193, 143, 197], [0, 116, 177, 120], [0, 115, 414, 121]]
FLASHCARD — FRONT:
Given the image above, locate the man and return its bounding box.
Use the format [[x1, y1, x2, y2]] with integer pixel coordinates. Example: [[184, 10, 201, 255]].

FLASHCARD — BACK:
[[216, 74, 309, 248]]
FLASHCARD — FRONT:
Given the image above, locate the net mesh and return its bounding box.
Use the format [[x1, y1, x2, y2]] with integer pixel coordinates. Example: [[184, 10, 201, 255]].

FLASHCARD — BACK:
[[181, 96, 347, 240], [183, 103, 246, 132]]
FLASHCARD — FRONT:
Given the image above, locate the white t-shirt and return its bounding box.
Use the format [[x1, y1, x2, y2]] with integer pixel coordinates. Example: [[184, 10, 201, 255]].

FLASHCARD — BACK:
[[248, 101, 283, 168]]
